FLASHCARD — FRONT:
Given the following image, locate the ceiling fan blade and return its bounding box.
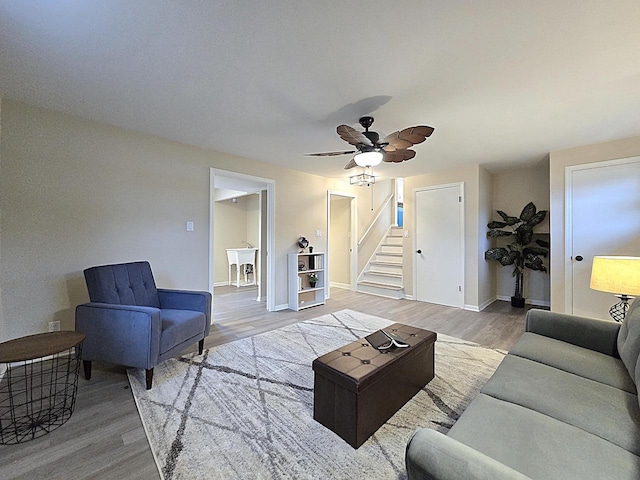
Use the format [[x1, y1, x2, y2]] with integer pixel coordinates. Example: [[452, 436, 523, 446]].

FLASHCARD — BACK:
[[384, 126, 434, 150], [306, 150, 356, 157], [344, 158, 357, 170], [337, 124, 373, 147], [383, 149, 416, 163]]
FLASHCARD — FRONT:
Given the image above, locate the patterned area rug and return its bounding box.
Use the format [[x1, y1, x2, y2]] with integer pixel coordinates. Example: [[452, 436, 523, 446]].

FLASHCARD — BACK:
[[128, 309, 505, 480]]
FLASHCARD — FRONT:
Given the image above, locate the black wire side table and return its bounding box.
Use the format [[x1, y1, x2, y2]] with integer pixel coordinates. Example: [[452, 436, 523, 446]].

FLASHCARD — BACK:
[[0, 331, 85, 444]]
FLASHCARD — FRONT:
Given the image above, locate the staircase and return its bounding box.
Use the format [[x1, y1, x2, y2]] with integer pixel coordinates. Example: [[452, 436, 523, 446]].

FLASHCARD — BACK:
[[357, 226, 405, 299]]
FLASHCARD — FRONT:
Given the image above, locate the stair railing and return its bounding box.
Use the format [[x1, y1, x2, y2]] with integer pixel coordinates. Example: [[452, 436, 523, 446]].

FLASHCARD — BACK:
[[358, 193, 395, 247]]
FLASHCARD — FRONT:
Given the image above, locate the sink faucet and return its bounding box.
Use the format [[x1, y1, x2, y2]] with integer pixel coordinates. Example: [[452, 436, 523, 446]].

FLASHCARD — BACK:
[[242, 241, 254, 248]]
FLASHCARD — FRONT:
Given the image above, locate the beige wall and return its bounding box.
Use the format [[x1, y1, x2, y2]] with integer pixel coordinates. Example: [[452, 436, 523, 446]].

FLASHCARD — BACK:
[[549, 135, 640, 312], [0, 100, 359, 340], [490, 163, 550, 305], [404, 165, 489, 310], [213, 195, 260, 285], [477, 165, 494, 309], [0, 98, 4, 341]]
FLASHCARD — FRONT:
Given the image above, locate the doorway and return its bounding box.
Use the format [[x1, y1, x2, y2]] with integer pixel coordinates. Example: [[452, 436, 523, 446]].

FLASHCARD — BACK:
[[327, 191, 357, 298], [209, 169, 275, 311], [566, 157, 640, 319], [414, 183, 464, 308]]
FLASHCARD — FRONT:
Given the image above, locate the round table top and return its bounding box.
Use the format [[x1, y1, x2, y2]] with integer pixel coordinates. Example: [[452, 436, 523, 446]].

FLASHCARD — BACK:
[[0, 331, 85, 363]]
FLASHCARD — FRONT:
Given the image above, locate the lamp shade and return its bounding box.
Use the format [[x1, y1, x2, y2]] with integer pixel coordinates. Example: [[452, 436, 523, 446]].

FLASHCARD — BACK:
[[354, 151, 383, 167], [590, 256, 640, 296]]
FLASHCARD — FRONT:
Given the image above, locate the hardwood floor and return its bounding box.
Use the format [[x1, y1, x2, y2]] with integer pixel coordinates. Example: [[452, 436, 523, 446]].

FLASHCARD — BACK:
[[0, 287, 536, 479]]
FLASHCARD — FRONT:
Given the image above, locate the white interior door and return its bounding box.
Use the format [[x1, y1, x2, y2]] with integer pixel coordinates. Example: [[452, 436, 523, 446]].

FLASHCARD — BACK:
[[568, 157, 640, 319], [415, 184, 464, 308]]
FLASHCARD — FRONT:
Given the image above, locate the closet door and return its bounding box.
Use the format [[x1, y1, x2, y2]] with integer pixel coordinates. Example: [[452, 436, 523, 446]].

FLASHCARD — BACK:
[[415, 183, 464, 308], [568, 157, 640, 319]]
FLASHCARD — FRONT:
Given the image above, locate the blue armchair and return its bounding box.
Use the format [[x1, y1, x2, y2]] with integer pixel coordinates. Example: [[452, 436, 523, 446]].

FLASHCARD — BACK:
[[75, 261, 211, 389]]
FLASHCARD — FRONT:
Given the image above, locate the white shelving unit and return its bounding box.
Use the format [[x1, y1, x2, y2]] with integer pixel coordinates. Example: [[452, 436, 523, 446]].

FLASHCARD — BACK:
[[288, 252, 325, 311]]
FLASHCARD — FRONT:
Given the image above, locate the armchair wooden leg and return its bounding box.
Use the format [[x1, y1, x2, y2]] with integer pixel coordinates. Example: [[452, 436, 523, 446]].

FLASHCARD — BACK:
[[145, 368, 154, 390], [198, 338, 205, 355], [83, 360, 92, 380]]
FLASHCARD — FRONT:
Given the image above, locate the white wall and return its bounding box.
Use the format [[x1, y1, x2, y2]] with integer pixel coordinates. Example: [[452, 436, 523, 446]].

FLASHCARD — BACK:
[[0, 100, 359, 340], [549, 134, 640, 312]]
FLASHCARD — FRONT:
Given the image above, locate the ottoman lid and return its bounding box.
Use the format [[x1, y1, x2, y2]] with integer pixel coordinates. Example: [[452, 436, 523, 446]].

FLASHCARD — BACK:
[[312, 323, 436, 393]]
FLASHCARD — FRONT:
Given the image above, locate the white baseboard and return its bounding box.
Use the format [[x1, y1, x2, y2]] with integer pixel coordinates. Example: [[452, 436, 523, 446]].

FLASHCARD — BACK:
[[213, 281, 259, 288], [496, 295, 550, 308], [330, 282, 351, 290], [404, 294, 414, 300], [273, 303, 289, 312]]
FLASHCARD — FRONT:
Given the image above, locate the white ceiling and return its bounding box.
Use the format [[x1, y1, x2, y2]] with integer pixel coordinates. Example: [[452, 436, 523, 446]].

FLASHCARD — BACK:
[[1, 1, 639, 180]]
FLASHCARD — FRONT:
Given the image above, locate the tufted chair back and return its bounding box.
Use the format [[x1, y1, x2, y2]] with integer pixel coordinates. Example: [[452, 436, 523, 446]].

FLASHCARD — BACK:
[[84, 261, 161, 308]]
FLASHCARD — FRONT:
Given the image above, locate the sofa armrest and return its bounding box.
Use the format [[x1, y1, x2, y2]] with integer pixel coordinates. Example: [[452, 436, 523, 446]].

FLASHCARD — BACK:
[[406, 429, 531, 480], [525, 309, 620, 357], [157, 289, 212, 336], [75, 302, 162, 369]]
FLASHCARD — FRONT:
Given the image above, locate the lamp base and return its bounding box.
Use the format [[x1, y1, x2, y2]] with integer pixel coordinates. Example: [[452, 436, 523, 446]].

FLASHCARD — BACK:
[[609, 295, 634, 322]]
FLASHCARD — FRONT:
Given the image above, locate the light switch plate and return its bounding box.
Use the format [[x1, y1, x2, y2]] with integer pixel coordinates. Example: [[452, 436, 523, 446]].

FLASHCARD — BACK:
[[404, 230, 409, 238], [186, 221, 194, 231], [315, 229, 322, 237]]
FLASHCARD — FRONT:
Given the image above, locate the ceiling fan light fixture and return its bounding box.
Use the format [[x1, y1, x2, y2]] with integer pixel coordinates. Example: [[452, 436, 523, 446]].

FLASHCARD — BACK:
[[349, 172, 376, 187], [354, 150, 383, 167]]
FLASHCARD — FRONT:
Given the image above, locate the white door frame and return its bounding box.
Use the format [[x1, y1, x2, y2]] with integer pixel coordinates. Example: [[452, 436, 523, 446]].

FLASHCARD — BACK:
[[327, 190, 358, 298], [564, 156, 640, 313], [413, 182, 465, 308], [209, 168, 276, 311]]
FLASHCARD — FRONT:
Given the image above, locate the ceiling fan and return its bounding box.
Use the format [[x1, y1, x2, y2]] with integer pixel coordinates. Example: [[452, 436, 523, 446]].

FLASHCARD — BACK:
[[307, 116, 434, 169]]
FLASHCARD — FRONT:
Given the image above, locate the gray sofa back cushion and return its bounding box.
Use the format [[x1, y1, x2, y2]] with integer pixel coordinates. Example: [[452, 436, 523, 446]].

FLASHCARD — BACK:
[[84, 261, 161, 308], [617, 298, 640, 390]]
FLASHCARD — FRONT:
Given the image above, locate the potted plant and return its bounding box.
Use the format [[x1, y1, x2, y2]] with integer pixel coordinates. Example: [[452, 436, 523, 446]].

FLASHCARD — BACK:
[[484, 202, 549, 308], [308, 272, 318, 288]]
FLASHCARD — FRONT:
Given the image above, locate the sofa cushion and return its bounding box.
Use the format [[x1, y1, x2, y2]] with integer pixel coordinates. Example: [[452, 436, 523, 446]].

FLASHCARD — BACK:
[[84, 261, 160, 308], [510, 332, 636, 393], [449, 393, 640, 480], [160, 309, 206, 354], [480, 354, 640, 455], [618, 298, 640, 391]]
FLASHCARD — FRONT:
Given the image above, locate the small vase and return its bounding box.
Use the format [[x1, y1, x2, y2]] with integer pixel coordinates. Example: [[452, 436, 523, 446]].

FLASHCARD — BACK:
[[310, 282, 317, 288]]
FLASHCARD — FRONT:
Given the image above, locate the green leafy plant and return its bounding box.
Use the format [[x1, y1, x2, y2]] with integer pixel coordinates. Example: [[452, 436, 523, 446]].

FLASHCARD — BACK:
[[484, 202, 549, 304], [308, 273, 318, 284]]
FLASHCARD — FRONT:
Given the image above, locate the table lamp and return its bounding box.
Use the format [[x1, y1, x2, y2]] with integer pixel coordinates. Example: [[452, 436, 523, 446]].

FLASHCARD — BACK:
[[590, 256, 640, 322]]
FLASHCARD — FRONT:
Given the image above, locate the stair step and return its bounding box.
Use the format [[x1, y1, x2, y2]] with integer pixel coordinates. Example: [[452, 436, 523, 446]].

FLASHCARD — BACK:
[[376, 252, 403, 263], [365, 270, 402, 277], [362, 269, 402, 286], [358, 281, 404, 291]]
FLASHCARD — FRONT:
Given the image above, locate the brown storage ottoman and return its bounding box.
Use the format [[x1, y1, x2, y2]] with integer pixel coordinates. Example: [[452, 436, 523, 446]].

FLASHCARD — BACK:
[[312, 323, 437, 448]]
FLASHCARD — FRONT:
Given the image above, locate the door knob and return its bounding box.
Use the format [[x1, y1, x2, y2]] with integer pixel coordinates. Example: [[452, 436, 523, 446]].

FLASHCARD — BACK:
[[575, 255, 583, 261], [416, 249, 422, 254]]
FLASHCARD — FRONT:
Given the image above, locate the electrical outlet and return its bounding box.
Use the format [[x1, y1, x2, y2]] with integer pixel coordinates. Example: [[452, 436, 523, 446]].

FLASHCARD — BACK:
[[48, 321, 60, 332]]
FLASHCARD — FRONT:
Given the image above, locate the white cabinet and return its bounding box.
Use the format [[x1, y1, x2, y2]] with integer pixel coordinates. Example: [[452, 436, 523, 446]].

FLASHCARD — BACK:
[[288, 252, 325, 311]]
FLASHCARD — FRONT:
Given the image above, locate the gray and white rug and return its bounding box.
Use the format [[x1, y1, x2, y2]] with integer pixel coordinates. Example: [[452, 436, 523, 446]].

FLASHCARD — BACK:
[[128, 309, 505, 480]]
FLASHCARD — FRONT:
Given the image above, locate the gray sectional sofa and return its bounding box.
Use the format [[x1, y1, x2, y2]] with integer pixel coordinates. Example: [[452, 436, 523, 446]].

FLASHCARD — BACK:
[[406, 299, 640, 479]]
